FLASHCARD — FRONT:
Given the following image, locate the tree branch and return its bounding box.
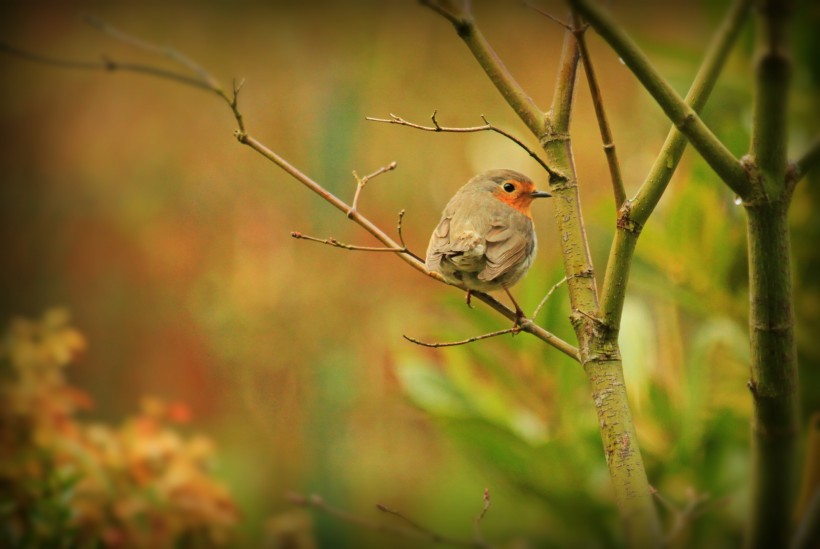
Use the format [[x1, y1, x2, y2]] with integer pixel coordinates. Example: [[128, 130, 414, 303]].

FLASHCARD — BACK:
[[547, 22, 581, 137], [568, 0, 753, 199], [532, 276, 569, 320], [349, 160, 398, 217], [599, 0, 753, 331], [0, 41, 213, 91], [420, 0, 548, 139], [366, 112, 557, 177], [403, 327, 519, 348], [290, 232, 407, 253], [750, 0, 792, 197], [473, 488, 491, 546], [288, 492, 489, 548], [542, 30, 600, 321], [570, 13, 626, 208], [83, 15, 218, 87], [795, 135, 820, 182]]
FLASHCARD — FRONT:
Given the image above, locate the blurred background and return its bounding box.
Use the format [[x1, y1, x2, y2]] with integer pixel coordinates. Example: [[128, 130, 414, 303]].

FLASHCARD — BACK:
[[1, 1, 818, 547]]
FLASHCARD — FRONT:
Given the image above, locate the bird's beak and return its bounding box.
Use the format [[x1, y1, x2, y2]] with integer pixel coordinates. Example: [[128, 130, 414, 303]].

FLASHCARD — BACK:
[[530, 190, 552, 198]]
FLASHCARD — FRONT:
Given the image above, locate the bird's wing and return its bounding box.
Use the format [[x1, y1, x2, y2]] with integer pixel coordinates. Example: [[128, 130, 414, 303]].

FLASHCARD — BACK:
[[478, 221, 531, 282], [425, 213, 452, 272]]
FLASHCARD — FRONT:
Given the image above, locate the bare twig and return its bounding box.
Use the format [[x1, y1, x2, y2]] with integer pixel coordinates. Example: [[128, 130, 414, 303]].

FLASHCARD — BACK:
[[521, 1, 572, 30], [651, 486, 725, 544], [83, 15, 217, 85], [570, 12, 626, 208], [290, 232, 406, 253], [403, 327, 519, 348], [288, 492, 487, 548], [367, 112, 558, 178], [473, 488, 491, 546], [419, 0, 470, 29], [0, 41, 212, 90], [349, 161, 398, 217], [795, 135, 820, 182], [532, 276, 569, 319], [376, 504, 432, 535], [396, 209, 409, 251]]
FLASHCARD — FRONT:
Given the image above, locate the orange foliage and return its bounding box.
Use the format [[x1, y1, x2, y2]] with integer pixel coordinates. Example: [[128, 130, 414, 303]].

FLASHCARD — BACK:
[[0, 310, 239, 547]]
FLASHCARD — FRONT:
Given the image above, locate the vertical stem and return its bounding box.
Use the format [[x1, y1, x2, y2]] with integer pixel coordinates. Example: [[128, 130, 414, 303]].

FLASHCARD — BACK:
[[745, 203, 799, 548], [545, 31, 663, 548], [544, 31, 598, 319], [750, 0, 791, 196], [571, 13, 627, 209], [745, 2, 798, 547]]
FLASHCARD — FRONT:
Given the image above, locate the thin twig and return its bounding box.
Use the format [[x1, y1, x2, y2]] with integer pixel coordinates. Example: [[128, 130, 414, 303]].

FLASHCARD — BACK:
[[84, 16, 214, 83], [0, 42, 212, 90], [287, 492, 485, 548], [533, 276, 569, 319], [84, 15, 248, 130], [419, 0, 470, 28], [651, 486, 724, 544], [403, 327, 519, 348], [397, 209, 409, 251], [375, 499, 491, 548], [376, 504, 433, 536], [795, 135, 820, 182], [290, 232, 407, 253], [229, 78, 246, 132], [367, 112, 558, 178], [473, 488, 491, 546], [349, 161, 398, 217], [521, 1, 572, 30], [570, 12, 626, 208]]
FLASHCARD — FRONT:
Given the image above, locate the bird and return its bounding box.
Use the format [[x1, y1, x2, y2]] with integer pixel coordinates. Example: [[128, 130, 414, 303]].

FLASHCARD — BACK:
[[425, 169, 551, 322]]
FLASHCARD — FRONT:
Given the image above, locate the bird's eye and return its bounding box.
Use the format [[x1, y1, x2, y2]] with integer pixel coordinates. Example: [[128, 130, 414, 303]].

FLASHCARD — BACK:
[[502, 182, 516, 193]]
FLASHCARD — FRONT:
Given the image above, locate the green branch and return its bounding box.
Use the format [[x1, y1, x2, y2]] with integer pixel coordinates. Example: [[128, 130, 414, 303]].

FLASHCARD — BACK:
[[545, 27, 663, 549], [548, 26, 581, 135], [750, 0, 792, 196], [569, 0, 753, 199], [571, 13, 627, 208], [599, 0, 752, 330], [543, 31, 600, 317], [795, 135, 820, 182], [745, 201, 799, 549], [746, 2, 799, 547]]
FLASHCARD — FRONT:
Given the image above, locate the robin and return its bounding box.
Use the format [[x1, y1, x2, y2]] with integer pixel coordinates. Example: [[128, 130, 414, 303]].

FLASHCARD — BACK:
[[425, 169, 551, 322]]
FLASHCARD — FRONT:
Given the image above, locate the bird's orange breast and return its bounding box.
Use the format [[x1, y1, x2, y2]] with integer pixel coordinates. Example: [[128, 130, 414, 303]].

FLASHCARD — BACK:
[[492, 191, 534, 218]]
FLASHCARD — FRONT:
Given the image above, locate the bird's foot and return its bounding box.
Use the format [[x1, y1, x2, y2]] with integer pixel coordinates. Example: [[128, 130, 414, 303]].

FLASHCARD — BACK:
[[465, 289, 474, 309]]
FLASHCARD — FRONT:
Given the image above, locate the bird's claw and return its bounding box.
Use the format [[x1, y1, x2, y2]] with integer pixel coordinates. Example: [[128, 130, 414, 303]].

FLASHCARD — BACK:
[[465, 290, 473, 309]]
